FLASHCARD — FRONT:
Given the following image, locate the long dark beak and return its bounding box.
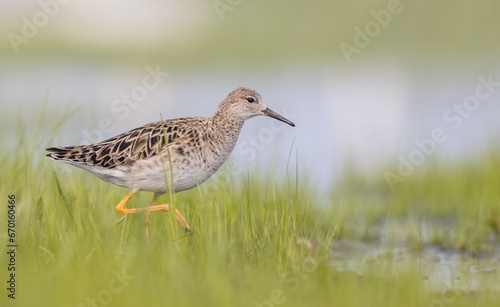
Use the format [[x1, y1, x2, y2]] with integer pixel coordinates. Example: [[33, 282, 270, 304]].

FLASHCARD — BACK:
[[262, 108, 295, 127]]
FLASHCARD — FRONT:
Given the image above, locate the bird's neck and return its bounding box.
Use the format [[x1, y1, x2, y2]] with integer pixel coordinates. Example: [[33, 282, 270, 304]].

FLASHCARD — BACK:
[[213, 112, 244, 132], [209, 114, 245, 151]]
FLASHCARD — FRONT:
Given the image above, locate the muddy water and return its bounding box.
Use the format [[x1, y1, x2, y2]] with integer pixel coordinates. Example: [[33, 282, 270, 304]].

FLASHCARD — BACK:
[[330, 239, 500, 293]]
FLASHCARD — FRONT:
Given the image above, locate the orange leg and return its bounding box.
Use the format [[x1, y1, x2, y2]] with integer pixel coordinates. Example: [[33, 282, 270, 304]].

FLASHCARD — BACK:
[[116, 190, 191, 234]]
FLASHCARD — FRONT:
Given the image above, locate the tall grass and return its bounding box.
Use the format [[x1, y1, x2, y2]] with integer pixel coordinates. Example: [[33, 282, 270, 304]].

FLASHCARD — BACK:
[[0, 113, 499, 307]]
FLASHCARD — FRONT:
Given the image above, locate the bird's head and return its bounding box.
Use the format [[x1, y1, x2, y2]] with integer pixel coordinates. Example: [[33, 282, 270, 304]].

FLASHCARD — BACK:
[[216, 87, 295, 127]]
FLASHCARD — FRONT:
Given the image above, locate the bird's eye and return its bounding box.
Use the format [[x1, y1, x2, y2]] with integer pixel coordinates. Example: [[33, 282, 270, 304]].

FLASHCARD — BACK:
[[246, 97, 255, 103]]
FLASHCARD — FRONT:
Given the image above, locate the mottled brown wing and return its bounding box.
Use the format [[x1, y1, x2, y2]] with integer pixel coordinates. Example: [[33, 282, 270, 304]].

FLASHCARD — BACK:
[[46, 119, 193, 169]]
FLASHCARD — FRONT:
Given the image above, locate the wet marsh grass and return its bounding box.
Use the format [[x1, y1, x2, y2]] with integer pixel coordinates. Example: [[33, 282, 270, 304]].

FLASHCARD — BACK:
[[1, 115, 499, 307]]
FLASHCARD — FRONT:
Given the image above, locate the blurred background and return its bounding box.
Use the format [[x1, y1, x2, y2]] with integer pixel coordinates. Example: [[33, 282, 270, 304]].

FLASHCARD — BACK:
[[1, 0, 499, 194]]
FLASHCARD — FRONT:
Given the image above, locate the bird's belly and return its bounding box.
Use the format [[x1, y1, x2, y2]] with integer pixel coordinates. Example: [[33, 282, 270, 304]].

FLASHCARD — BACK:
[[125, 156, 221, 194]]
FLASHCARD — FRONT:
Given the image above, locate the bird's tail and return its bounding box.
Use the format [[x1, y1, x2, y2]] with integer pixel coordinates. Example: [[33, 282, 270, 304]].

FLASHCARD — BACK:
[[45, 146, 87, 162]]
